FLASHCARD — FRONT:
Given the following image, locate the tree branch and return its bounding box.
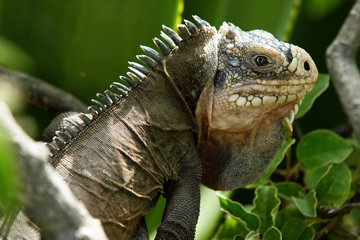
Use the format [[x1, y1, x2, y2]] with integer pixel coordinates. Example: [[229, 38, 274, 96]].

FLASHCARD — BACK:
[[0, 101, 107, 240], [0, 66, 87, 114], [333, 227, 358, 240], [319, 203, 360, 216], [326, 0, 360, 141], [316, 183, 360, 239]]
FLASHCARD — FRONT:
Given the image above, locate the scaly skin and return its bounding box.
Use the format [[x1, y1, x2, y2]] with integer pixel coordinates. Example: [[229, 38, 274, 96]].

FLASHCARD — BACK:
[[196, 22, 318, 190], [48, 17, 218, 240], [1, 16, 318, 240]]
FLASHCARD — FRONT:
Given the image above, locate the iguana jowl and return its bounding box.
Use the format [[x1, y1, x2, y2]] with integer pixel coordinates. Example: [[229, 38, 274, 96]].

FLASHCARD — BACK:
[[7, 16, 318, 239]]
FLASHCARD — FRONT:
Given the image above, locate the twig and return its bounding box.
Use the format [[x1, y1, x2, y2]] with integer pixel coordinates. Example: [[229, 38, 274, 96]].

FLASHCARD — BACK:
[[315, 214, 344, 239], [0, 101, 107, 240], [316, 183, 360, 239], [326, 0, 360, 142], [332, 227, 358, 240], [319, 203, 360, 216], [0, 66, 87, 114]]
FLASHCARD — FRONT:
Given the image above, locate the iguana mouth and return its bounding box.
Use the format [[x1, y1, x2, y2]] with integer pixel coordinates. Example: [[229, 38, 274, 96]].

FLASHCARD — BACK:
[[209, 79, 316, 132], [225, 81, 314, 108]]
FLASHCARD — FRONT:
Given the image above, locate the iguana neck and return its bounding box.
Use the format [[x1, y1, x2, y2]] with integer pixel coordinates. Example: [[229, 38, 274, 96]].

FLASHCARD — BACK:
[[159, 28, 219, 114]]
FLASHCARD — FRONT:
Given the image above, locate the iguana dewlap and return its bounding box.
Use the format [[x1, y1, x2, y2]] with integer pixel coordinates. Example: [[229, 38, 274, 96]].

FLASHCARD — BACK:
[[196, 22, 317, 190], [41, 16, 318, 239]]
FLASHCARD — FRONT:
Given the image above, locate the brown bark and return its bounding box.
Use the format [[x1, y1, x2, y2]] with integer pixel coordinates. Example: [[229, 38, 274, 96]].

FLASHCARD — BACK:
[[0, 101, 107, 240], [326, 0, 360, 141]]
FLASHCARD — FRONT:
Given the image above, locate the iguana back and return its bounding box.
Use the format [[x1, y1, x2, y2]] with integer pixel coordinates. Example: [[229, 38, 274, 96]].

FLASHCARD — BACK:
[[47, 17, 218, 239]]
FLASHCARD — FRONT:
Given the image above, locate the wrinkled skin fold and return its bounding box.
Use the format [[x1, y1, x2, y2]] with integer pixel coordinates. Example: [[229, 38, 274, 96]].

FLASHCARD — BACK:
[[195, 22, 318, 190]]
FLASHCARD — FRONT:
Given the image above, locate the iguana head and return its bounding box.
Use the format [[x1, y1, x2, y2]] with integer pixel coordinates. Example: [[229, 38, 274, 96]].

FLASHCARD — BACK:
[[196, 22, 318, 190]]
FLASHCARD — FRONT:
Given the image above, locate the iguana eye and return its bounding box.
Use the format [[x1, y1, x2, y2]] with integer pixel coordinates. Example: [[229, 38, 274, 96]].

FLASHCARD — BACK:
[[254, 55, 269, 66]]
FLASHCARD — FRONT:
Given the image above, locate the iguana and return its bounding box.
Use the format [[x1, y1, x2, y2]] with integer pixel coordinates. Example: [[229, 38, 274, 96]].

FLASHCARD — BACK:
[[0, 16, 318, 239]]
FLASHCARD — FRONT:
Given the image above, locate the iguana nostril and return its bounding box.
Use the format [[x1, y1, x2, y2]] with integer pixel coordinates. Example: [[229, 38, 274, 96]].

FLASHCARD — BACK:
[[304, 61, 310, 71]]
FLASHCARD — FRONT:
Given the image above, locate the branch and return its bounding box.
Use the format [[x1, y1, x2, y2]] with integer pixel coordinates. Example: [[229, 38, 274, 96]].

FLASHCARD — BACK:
[[0, 66, 87, 114], [326, 0, 360, 141], [319, 203, 360, 216], [332, 227, 358, 240], [0, 101, 107, 240], [316, 183, 360, 239]]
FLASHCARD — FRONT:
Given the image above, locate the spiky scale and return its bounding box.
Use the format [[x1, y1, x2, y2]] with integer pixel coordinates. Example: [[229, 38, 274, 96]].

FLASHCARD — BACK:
[[160, 31, 176, 49], [128, 61, 150, 75], [192, 15, 204, 28], [136, 55, 157, 69], [162, 25, 182, 45], [140, 45, 162, 62], [47, 143, 58, 155], [184, 19, 199, 36], [55, 130, 71, 143], [88, 106, 99, 119], [110, 84, 128, 96], [192, 15, 211, 28], [54, 136, 66, 149], [90, 104, 102, 114], [127, 72, 142, 84], [177, 24, 192, 40], [78, 113, 92, 125], [65, 125, 78, 137], [119, 76, 136, 88], [112, 82, 131, 92], [105, 90, 118, 103], [153, 38, 170, 56], [129, 67, 146, 80], [65, 117, 84, 131], [91, 99, 106, 111], [96, 93, 113, 106]]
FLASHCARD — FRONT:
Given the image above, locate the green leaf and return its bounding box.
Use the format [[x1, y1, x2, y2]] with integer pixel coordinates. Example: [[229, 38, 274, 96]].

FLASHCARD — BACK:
[[304, 165, 331, 189], [245, 231, 260, 240], [297, 130, 353, 169], [213, 217, 249, 240], [275, 182, 305, 201], [275, 204, 304, 229], [251, 186, 281, 233], [296, 74, 329, 118], [0, 0, 184, 103], [263, 226, 282, 240], [247, 139, 295, 188], [304, 0, 342, 20], [291, 190, 317, 217], [281, 219, 315, 240], [316, 163, 352, 207], [218, 194, 260, 231], [0, 126, 19, 209], [196, 186, 227, 240], [0, 37, 35, 72]]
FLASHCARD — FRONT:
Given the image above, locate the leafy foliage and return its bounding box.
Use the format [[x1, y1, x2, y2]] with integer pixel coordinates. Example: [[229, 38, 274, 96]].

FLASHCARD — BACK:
[[297, 129, 353, 169], [295, 74, 329, 119]]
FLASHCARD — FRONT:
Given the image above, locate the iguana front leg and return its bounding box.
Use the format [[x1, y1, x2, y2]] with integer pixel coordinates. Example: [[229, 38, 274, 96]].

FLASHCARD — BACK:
[[131, 217, 149, 240], [156, 149, 202, 239]]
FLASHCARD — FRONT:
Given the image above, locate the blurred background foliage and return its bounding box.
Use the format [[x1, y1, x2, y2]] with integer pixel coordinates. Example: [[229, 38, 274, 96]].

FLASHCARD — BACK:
[[0, 0, 356, 239]]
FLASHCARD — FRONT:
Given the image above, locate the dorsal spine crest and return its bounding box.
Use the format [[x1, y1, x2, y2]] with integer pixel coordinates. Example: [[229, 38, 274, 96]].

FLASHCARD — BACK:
[[46, 16, 213, 157]]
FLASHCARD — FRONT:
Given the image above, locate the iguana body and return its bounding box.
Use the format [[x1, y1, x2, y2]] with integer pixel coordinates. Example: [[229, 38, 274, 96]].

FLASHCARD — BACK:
[[1, 16, 318, 239]]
